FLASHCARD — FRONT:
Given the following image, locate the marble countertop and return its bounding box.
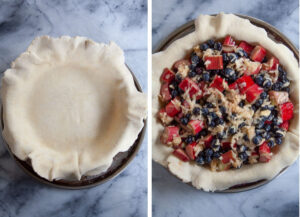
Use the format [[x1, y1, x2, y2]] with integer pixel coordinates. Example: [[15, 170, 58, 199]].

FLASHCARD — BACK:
[[0, 1, 147, 217], [152, 0, 299, 217]]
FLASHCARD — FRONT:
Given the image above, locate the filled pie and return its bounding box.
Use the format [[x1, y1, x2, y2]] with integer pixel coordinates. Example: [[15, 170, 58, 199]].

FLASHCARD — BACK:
[[1, 36, 147, 181], [152, 13, 299, 191]]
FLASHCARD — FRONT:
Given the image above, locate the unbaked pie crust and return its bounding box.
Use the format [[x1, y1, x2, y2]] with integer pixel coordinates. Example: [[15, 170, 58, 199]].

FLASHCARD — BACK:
[[1, 36, 147, 181]]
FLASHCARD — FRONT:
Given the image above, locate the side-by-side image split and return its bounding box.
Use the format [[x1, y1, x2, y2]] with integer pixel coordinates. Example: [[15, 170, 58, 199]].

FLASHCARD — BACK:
[[0, 0, 298, 217]]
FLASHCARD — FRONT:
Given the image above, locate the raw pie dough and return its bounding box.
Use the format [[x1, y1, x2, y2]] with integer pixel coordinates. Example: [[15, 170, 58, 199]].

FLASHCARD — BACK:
[[2, 36, 147, 181], [152, 13, 299, 191]]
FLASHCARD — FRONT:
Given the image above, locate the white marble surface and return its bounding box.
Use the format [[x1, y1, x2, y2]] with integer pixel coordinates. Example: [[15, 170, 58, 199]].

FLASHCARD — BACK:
[[0, 1, 147, 217], [152, 0, 299, 217]]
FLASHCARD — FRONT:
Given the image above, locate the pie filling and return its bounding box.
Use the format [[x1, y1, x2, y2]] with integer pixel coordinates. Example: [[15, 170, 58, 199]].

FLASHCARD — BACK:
[[158, 35, 294, 171]]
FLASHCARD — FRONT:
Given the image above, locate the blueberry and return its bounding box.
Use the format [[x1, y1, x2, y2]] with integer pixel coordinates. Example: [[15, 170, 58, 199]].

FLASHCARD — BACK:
[[208, 120, 216, 128], [272, 82, 281, 91], [195, 67, 203, 75], [205, 148, 214, 157], [228, 127, 236, 135], [275, 137, 282, 145], [239, 152, 248, 161], [219, 108, 226, 117], [263, 80, 272, 89], [238, 122, 246, 129], [275, 131, 283, 138], [262, 56, 268, 63], [185, 113, 191, 119], [243, 134, 249, 141], [265, 124, 271, 132], [201, 108, 209, 116], [255, 75, 264, 86], [267, 113, 275, 122], [206, 102, 214, 108], [279, 69, 287, 80], [271, 109, 278, 116], [255, 128, 264, 135], [252, 135, 262, 145], [200, 43, 209, 51], [209, 112, 217, 119], [192, 107, 201, 116], [239, 145, 247, 152], [188, 71, 196, 78], [213, 42, 222, 51], [213, 151, 221, 159], [256, 119, 265, 129], [224, 68, 234, 77], [202, 72, 210, 82], [260, 92, 268, 99], [222, 53, 229, 63], [175, 74, 182, 82], [207, 39, 215, 48], [171, 89, 178, 98], [185, 135, 194, 144], [199, 129, 209, 137], [272, 117, 279, 125], [216, 132, 225, 139], [205, 155, 212, 163], [180, 117, 189, 125], [216, 118, 224, 125], [238, 100, 245, 108], [278, 66, 286, 74], [251, 104, 258, 111], [236, 49, 246, 57], [268, 140, 275, 148], [228, 53, 238, 63], [228, 74, 237, 83], [191, 53, 200, 66], [195, 154, 205, 164], [255, 99, 263, 107], [264, 133, 271, 140]]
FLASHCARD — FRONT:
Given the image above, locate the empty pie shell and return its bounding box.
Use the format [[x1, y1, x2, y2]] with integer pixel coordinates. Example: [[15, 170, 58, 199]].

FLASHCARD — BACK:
[[152, 13, 299, 191], [1, 36, 147, 181]]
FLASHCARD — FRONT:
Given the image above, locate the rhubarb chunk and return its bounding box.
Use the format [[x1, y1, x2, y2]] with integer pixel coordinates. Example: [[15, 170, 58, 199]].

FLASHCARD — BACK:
[[161, 68, 175, 83], [210, 75, 226, 92], [161, 126, 180, 145], [179, 78, 200, 97], [173, 148, 190, 162], [165, 98, 181, 117], [245, 84, 263, 103], [250, 45, 266, 62], [238, 41, 254, 54], [160, 83, 172, 101], [279, 102, 294, 121], [187, 120, 204, 135], [236, 75, 255, 94], [204, 55, 223, 70]]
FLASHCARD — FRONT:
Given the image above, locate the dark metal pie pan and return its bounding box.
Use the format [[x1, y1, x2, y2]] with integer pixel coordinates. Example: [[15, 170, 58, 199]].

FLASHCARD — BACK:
[[1, 66, 147, 189], [153, 14, 298, 193]]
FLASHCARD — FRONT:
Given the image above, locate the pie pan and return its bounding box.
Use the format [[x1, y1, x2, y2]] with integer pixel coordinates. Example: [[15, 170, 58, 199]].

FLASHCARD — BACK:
[[1, 66, 146, 189], [153, 14, 299, 193]]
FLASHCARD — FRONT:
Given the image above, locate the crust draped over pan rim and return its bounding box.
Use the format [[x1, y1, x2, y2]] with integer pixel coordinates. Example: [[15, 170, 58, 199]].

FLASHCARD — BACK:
[[152, 13, 299, 192], [1, 36, 147, 181]]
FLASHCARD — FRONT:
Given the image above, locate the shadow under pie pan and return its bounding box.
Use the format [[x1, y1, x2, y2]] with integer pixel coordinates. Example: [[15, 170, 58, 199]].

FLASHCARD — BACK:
[[1, 66, 146, 189], [154, 14, 299, 193]]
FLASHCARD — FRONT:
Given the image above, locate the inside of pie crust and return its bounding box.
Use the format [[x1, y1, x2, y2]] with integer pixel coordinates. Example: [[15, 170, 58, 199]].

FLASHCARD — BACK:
[[1, 36, 147, 181], [23, 63, 128, 152]]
